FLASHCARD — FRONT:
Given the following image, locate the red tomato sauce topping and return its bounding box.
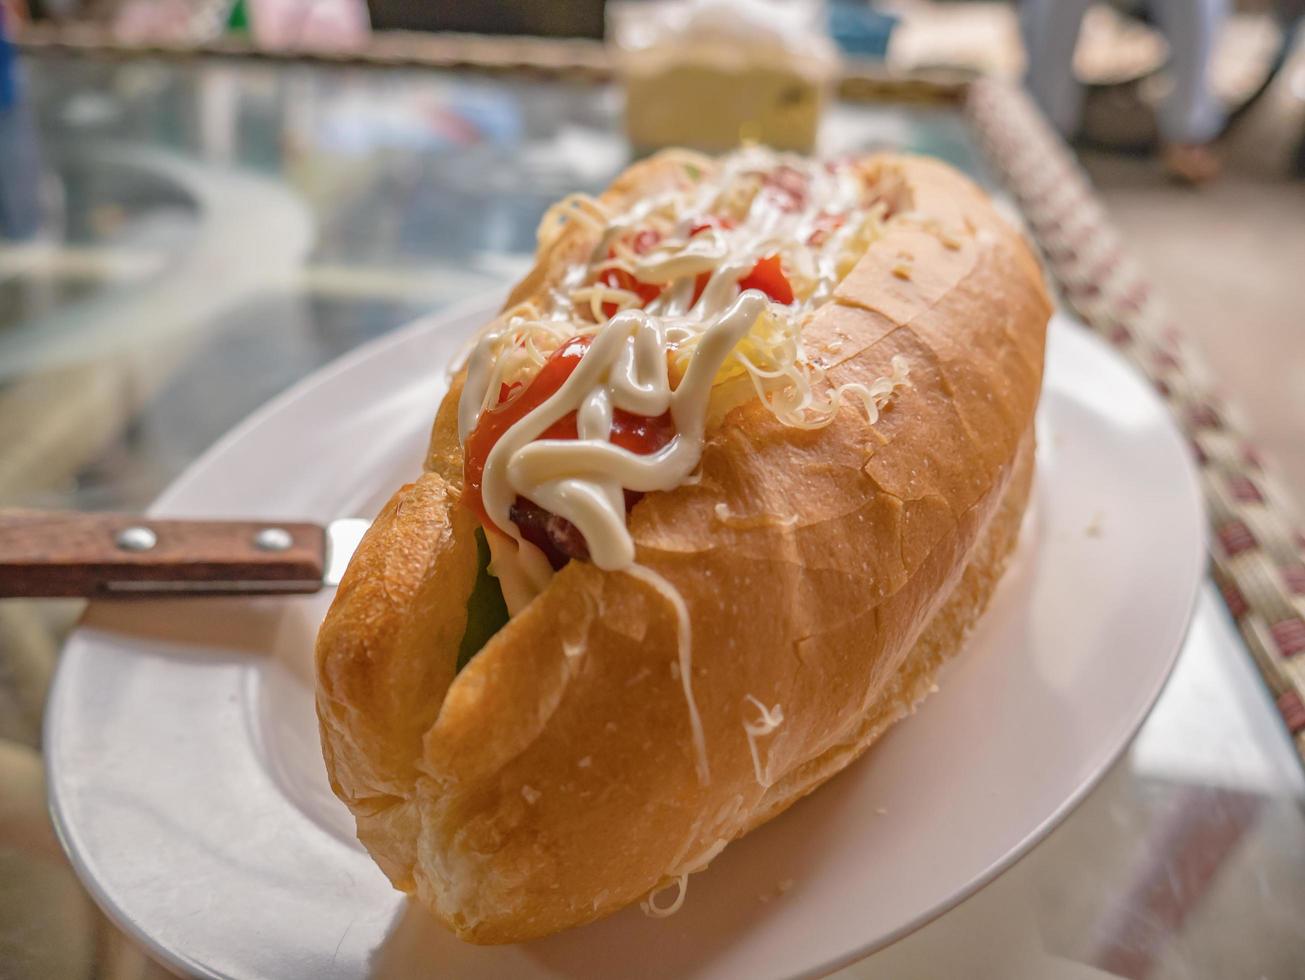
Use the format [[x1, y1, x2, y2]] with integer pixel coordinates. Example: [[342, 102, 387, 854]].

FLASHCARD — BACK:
[[464, 170, 819, 567], [598, 217, 795, 319], [463, 334, 676, 569]]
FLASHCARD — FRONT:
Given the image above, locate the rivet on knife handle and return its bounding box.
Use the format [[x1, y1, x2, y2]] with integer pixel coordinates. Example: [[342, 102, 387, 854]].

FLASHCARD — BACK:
[[0, 510, 328, 598]]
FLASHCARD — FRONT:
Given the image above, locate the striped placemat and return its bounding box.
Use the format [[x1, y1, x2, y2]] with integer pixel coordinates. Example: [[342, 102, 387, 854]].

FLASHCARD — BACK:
[[966, 78, 1305, 763]]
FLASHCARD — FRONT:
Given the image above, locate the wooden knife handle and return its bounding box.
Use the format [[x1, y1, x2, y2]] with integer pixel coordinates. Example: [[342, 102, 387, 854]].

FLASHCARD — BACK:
[[0, 510, 325, 598]]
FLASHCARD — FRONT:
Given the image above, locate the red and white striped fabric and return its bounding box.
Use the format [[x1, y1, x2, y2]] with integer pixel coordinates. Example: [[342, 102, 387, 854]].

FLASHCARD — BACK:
[[967, 78, 1305, 764]]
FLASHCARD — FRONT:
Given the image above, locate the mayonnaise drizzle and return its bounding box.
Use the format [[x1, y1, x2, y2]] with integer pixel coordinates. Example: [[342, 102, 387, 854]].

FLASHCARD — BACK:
[[489, 292, 766, 573], [459, 147, 908, 596], [625, 561, 707, 785]]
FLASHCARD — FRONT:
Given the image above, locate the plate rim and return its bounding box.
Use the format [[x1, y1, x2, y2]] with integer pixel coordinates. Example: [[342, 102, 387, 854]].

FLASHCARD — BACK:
[[805, 319, 1210, 976], [44, 299, 1208, 980], [44, 292, 506, 980], [806, 576, 1203, 978], [148, 289, 509, 516]]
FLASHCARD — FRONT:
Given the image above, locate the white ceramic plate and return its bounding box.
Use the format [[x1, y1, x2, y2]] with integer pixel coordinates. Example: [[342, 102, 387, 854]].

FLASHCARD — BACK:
[[46, 298, 1205, 980]]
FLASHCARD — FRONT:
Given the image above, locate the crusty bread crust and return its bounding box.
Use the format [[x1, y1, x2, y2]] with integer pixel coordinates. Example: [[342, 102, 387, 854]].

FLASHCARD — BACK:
[[316, 152, 1051, 943]]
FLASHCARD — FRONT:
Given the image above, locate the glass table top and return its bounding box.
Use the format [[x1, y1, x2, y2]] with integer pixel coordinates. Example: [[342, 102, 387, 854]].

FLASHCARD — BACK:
[[0, 50, 1301, 980]]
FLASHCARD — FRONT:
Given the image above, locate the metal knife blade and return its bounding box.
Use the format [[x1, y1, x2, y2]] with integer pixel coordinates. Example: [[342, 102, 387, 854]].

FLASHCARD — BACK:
[[322, 518, 370, 588]]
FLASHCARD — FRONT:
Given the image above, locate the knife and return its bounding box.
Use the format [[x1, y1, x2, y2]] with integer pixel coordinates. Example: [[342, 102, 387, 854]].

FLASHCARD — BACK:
[[0, 510, 370, 598]]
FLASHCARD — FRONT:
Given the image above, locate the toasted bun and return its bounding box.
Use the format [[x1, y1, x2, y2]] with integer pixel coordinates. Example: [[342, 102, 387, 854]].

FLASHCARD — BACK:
[[316, 152, 1051, 943]]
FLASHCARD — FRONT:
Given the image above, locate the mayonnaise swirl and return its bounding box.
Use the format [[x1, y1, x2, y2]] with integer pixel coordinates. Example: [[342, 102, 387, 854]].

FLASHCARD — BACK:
[[458, 147, 909, 605]]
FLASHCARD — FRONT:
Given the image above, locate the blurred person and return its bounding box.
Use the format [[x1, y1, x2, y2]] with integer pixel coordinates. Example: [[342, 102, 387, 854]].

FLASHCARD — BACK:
[[0, 0, 45, 239], [1020, 0, 1227, 183]]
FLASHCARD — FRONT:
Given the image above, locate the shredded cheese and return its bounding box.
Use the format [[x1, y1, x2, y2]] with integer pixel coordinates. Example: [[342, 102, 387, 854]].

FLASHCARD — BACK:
[[537, 193, 611, 246], [640, 875, 689, 918], [742, 694, 785, 788], [674, 837, 730, 876]]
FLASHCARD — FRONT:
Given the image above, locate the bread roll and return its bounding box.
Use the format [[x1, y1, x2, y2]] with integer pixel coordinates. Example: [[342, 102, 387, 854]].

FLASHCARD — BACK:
[[316, 150, 1050, 943]]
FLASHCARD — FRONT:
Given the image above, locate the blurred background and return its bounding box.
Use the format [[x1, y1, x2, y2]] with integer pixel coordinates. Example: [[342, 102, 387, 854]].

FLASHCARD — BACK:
[[1, 2, 1303, 979], [2, 0, 1302, 509]]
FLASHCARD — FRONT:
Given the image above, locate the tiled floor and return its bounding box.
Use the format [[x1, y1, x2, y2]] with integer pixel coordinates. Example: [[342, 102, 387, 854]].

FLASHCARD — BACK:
[[1078, 49, 1305, 515], [1082, 150, 1305, 515]]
